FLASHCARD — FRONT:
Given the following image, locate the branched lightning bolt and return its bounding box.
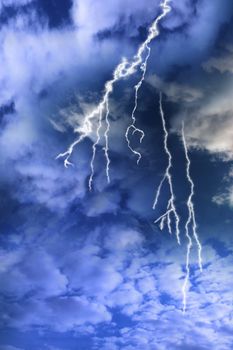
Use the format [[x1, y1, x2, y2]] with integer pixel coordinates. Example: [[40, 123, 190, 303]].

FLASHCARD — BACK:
[[153, 92, 181, 245], [153, 98, 203, 311], [125, 0, 171, 163], [56, 0, 203, 313], [89, 98, 111, 190], [125, 47, 150, 164], [181, 121, 203, 313], [57, 0, 171, 189]]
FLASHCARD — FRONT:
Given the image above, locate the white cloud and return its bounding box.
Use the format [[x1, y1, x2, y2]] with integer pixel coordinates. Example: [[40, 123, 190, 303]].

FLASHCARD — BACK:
[[107, 282, 143, 309], [136, 275, 156, 294], [212, 188, 233, 208], [212, 167, 233, 208], [8, 296, 111, 331], [14, 159, 87, 211], [147, 74, 203, 103], [71, 0, 161, 37], [203, 45, 233, 74], [0, 27, 84, 105], [1, 223, 233, 349], [174, 82, 233, 160], [0, 249, 68, 298], [65, 250, 123, 298], [84, 191, 121, 217], [105, 226, 144, 251]]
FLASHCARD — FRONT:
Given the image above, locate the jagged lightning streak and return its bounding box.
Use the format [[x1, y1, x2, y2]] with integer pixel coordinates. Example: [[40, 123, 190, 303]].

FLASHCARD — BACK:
[[125, 0, 171, 163], [181, 121, 203, 313], [104, 98, 111, 184], [89, 108, 103, 191], [57, 0, 171, 189], [153, 92, 181, 245], [124, 47, 150, 164]]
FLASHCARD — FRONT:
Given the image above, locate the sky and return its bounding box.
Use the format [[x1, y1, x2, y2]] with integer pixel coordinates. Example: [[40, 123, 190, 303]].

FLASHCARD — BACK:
[[0, 0, 233, 349]]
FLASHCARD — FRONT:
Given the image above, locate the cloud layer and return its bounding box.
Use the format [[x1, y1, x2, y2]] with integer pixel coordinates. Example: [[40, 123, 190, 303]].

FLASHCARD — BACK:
[[1, 0, 233, 349]]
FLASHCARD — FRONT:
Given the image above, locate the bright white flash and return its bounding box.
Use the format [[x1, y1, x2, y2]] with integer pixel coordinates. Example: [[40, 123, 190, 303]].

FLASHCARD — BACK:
[[153, 92, 181, 245], [181, 121, 203, 313], [57, 0, 171, 189]]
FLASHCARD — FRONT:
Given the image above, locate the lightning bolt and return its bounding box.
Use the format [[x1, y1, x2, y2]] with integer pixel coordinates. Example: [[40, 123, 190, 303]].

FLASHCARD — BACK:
[[57, 0, 171, 189], [153, 92, 181, 245], [125, 0, 171, 164], [56, 0, 203, 312], [89, 108, 103, 191], [153, 97, 203, 311], [181, 121, 203, 313]]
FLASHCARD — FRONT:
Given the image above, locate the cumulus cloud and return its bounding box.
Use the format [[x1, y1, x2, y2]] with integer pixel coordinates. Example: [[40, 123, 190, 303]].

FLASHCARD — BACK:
[[0, 248, 68, 298], [213, 189, 233, 208], [83, 191, 121, 217], [203, 45, 233, 74], [105, 226, 144, 251], [95, 249, 233, 349], [4, 296, 111, 332], [64, 249, 123, 298], [147, 74, 203, 103], [173, 82, 233, 160], [212, 167, 233, 208], [0, 215, 233, 349], [0, 224, 145, 332], [71, 0, 161, 38], [0, 26, 85, 105], [71, 0, 230, 43], [14, 159, 87, 211], [170, 77, 233, 211]]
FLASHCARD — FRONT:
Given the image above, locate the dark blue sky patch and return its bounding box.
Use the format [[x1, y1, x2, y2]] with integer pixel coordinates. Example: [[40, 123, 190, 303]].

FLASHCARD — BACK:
[[36, 0, 73, 28], [0, 1, 35, 27], [0, 0, 73, 29], [0, 101, 15, 120], [205, 238, 231, 258]]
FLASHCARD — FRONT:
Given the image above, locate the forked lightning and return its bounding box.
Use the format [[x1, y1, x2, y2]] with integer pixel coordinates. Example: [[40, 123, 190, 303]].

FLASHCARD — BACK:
[[153, 92, 181, 245], [57, 0, 171, 189]]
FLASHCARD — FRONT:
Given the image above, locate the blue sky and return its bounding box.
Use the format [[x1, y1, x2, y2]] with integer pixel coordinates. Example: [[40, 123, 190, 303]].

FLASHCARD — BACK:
[[0, 0, 233, 349]]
